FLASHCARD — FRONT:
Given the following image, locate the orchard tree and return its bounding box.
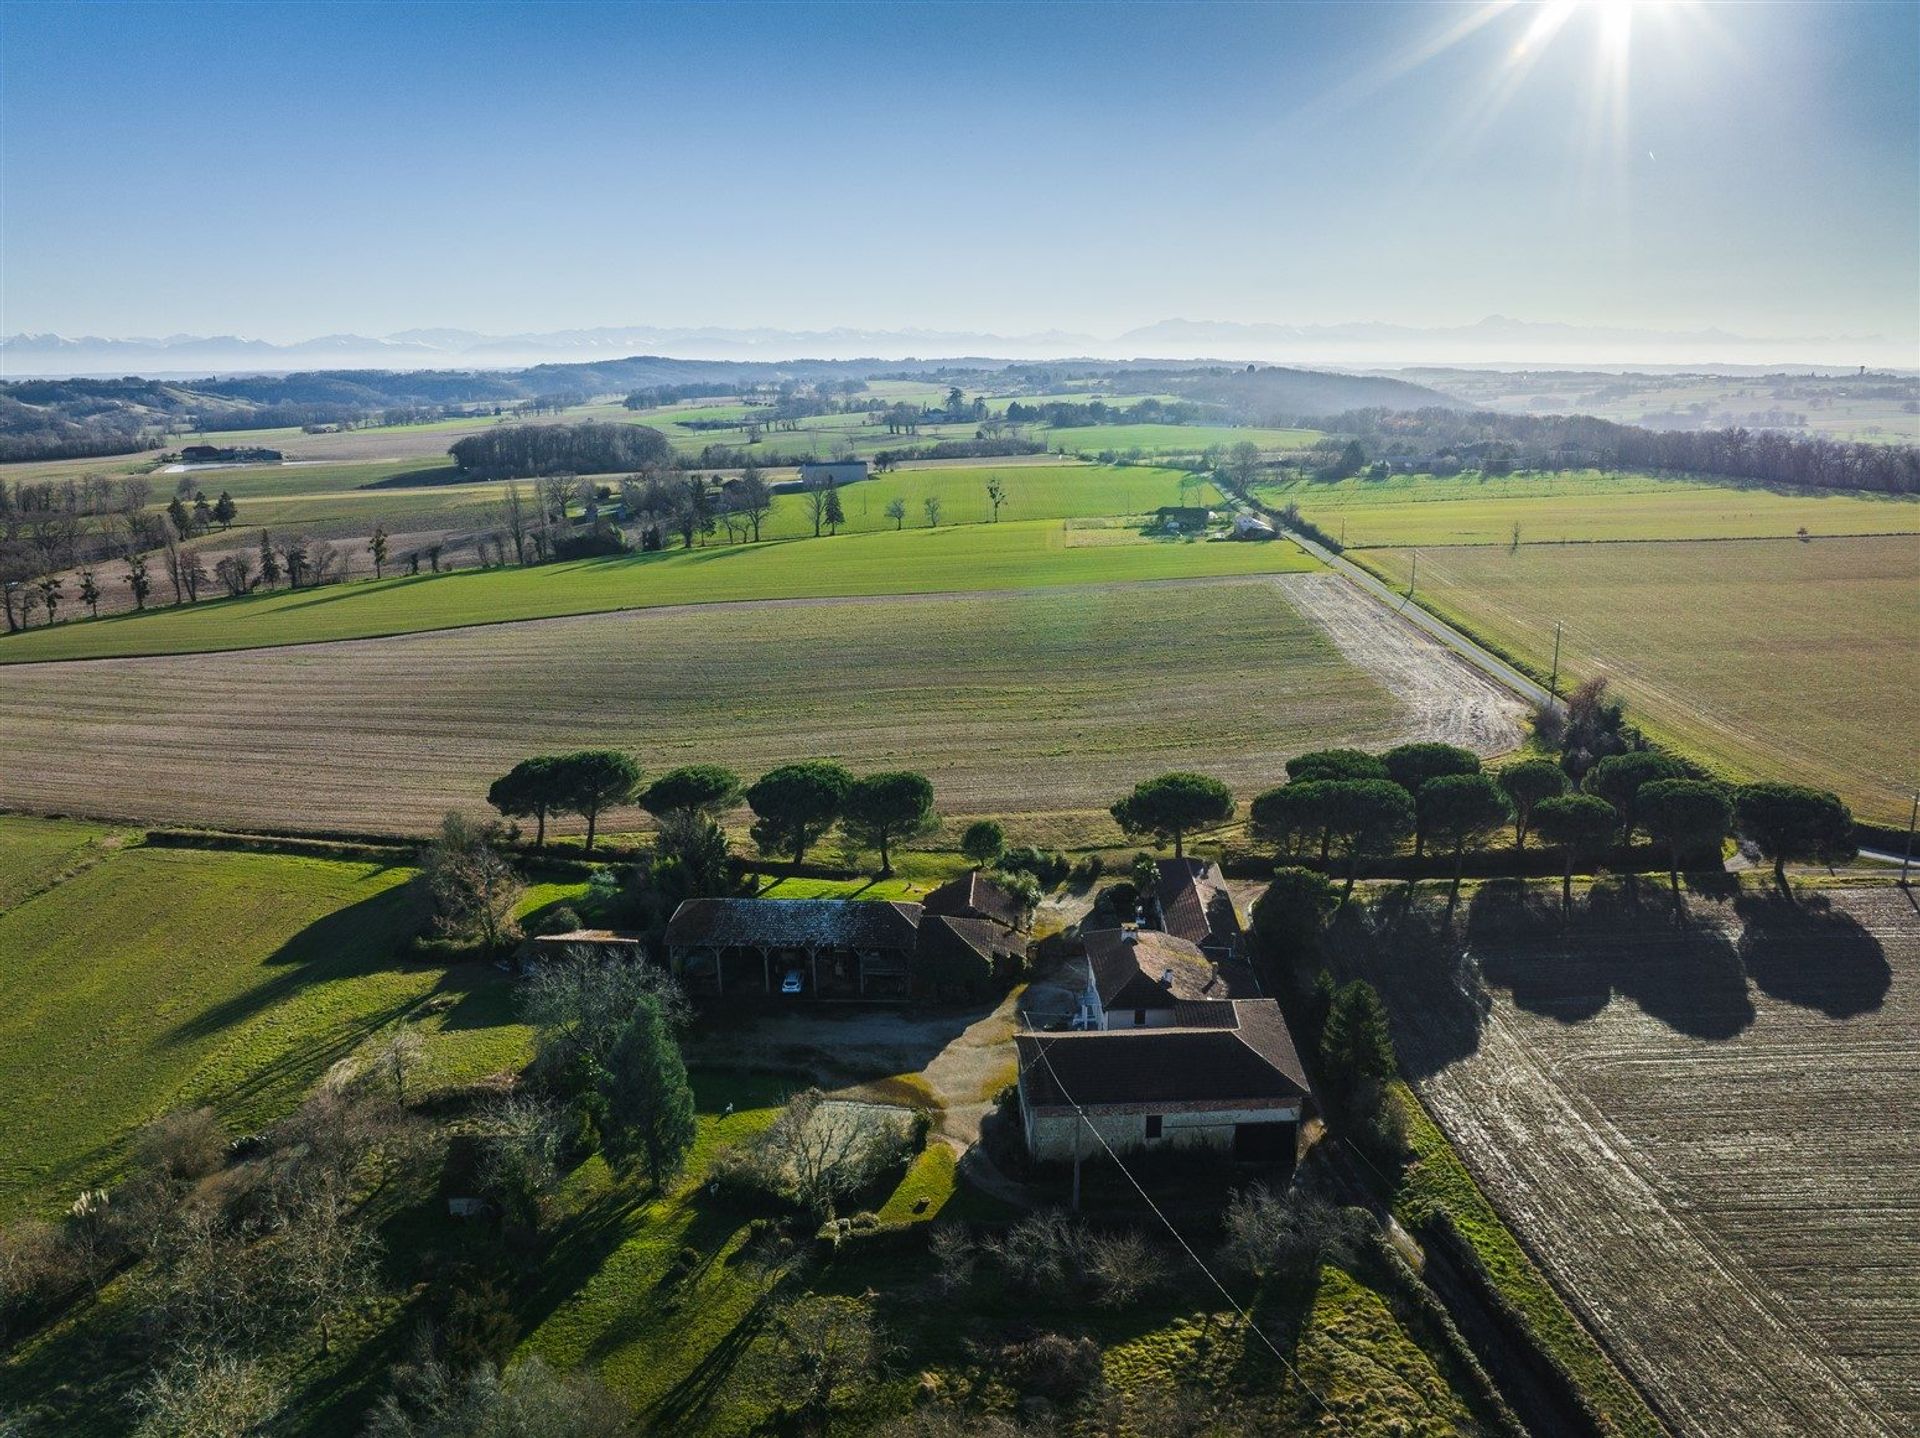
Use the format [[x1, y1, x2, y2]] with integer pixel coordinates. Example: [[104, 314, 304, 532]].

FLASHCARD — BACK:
[[1418, 773, 1511, 908], [1382, 743, 1480, 857], [1109, 773, 1234, 858], [746, 761, 854, 868], [1640, 778, 1732, 902], [1584, 751, 1684, 843], [369, 524, 389, 579], [884, 497, 907, 530], [1734, 783, 1855, 899], [1532, 793, 1619, 915], [77, 567, 101, 619], [842, 771, 937, 875], [553, 751, 643, 852], [486, 756, 563, 848], [639, 764, 742, 820], [959, 819, 1005, 867], [1498, 758, 1568, 851]]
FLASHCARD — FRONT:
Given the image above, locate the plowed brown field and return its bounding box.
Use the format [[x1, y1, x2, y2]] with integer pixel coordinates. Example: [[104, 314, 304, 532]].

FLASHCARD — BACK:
[[1355, 882, 1920, 1437], [0, 575, 1512, 843]]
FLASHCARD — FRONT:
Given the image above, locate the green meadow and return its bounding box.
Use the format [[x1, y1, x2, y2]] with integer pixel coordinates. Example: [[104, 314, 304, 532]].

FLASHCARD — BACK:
[[0, 843, 510, 1216], [0, 519, 1319, 662]]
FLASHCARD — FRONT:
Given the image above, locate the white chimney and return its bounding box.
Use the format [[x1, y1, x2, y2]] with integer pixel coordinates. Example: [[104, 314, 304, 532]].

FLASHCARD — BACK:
[[1160, 967, 1175, 988], [1122, 925, 1139, 945]]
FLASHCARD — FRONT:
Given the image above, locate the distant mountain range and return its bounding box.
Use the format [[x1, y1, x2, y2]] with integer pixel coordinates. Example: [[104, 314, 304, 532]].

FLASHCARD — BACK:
[[2, 315, 1908, 378]]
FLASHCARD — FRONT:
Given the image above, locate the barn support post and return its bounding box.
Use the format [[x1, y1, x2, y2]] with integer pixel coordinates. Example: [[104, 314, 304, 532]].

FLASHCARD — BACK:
[[811, 947, 820, 996]]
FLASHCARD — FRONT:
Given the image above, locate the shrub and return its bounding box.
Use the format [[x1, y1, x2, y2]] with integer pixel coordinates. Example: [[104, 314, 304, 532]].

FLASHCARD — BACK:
[[534, 904, 584, 937], [997, 845, 1069, 887], [1001, 1331, 1104, 1402], [928, 1224, 976, 1295]]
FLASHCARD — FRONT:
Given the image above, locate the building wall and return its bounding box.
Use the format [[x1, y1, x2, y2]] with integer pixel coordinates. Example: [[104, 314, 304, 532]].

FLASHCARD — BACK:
[[1024, 1103, 1300, 1162]]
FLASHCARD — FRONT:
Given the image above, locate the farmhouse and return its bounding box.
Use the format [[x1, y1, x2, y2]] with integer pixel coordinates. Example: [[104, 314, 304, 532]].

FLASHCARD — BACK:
[[663, 897, 1022, 1000], [1146, 857, 1244, 962], [1075, 926, 1251, 1030], [1016, 999, 1310, 1162], [796, 459, 870, 488], [922, 868, 1030, 930]]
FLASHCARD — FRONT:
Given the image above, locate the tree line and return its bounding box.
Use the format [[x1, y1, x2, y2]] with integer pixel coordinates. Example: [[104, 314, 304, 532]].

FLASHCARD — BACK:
[[448, 422, 675, 479], [1309, 405, 1919, 495]]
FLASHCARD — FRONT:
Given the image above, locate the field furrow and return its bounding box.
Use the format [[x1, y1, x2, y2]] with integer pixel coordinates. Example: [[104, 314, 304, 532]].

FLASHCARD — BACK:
[[1364, 885, 1920, 1436]]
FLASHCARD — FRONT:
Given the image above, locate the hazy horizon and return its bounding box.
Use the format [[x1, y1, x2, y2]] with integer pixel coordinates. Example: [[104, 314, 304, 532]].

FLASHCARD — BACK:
[[5, 0, 1916, 361]]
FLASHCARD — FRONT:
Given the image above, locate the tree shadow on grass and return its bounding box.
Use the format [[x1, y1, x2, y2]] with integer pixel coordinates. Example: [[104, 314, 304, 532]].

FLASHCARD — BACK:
[[644, 1291, 776, 1433], [160, 881, 426, 1046], [1734, 890, 1890, 1019]]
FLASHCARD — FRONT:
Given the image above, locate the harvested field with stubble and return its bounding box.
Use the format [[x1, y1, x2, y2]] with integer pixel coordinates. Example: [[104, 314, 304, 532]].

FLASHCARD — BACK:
[[0, 575, 1513, 843], [1361, 536, 1920, 826], [1354, 881, 1920, 1438]]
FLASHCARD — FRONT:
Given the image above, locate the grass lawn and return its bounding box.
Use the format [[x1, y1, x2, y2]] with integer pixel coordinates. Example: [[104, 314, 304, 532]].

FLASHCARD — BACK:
[[0, 519, 1320, 663], [1264, 469, 1920, 547], [0, 836, 516, 1217], [1358, 535, 1920, 825]]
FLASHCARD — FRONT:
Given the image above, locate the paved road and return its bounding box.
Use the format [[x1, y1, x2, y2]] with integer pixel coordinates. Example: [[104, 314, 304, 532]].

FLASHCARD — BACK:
[[1277, 525, 1557, 709]]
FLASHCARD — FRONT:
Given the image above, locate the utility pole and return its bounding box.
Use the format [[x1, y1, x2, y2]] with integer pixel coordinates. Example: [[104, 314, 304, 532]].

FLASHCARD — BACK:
[[1549, 621, 1564, 699], [1903, 790, 1917, 887], [1405, 551, 1418, 605]]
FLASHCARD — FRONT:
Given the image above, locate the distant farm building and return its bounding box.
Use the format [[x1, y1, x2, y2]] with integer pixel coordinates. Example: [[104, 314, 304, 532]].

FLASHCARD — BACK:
[[526, 929, 647, 966], [922, 869, 1031, 931], [1075, 925, 1252, 1031], [1232, 512, 1276, 540], [797, 459, 870, 488], [1154, 505, 1214, 533]]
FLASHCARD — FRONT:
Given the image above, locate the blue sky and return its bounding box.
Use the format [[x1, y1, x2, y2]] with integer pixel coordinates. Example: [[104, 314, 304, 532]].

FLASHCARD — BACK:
[[3, 0, 1915, 347]]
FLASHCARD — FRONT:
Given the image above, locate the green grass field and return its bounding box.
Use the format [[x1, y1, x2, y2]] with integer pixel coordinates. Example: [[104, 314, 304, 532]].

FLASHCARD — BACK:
[[0, 519, 1320, 663], [0, 815, 122, 912], [757, 462, 1217, 538], [1050, 422, 1320, 454], [1264, 469, 1920, 547], [1360, 535, 1920, 826], [0, 836, 529, 1217]]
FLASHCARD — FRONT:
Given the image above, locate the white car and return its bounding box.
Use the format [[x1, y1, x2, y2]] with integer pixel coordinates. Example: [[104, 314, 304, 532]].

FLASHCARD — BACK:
[[780, 970, 804, 995]]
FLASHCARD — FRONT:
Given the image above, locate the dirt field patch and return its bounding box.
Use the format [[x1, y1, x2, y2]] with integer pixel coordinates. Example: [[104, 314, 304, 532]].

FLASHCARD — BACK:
[[1279, 573, 1525, 755], [1352, 882, 1920, 1437]]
